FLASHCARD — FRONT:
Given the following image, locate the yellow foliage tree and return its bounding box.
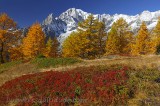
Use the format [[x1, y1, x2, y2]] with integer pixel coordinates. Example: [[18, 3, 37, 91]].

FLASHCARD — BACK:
[[112, 18, 133, 54], [52, 36, 59, 57], [131, 22, 156, 55], [78, 15, 107, 58], [22, 23, 45, 59], [62, 32, 89, 58], [96, 21, 107, 56], [0, 13, 18, 63], [105, 27, 120, 55], [63, 15, 107, 59], [106, 18, 133, 55], [78, 15, 99, 58], [45, 37, 59, 58], [152, 18, 160, 54]]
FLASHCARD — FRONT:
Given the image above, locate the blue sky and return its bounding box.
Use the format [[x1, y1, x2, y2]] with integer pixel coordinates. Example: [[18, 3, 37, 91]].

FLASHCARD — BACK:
[[0, 0, 160, 27]]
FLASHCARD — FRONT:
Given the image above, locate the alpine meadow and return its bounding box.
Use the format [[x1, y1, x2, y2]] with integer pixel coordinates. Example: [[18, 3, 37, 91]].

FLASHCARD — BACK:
[[0, 1, 160, 106]]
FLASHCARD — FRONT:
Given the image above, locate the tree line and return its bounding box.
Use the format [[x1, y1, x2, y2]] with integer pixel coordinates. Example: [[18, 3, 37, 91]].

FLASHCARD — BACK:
[[0, 13, 59, 64], [0, 13, 160, 64], [62, 15, 160, 59]]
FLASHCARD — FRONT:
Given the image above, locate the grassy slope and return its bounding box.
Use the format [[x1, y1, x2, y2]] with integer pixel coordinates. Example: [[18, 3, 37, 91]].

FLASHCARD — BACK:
[[0, 55, 160, 86], [0, 55, 160, 105], [0, 57, 82, 86], [0, 61, 22, 74], [31, 57, 82, 68]]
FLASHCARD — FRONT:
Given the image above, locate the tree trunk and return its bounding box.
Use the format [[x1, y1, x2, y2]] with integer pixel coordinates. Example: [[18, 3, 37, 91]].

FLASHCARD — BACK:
[[0, 43, 4, 63]]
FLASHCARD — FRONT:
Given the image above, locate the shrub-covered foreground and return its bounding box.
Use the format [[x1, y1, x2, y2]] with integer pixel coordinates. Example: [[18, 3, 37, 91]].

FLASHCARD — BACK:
[[128, 68, 160, 105], [0, 66, 133, 106]]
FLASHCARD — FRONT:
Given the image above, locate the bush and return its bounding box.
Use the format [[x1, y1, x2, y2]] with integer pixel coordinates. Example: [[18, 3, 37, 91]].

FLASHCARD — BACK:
[[36, 54, 46, 58], [127, 68, 160, 105], [0, 66, 131, 106]]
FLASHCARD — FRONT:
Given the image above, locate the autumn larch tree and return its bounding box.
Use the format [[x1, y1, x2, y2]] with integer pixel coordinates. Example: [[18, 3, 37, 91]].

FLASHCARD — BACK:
[[78, 15, 98, 58], [62, 15, 107, 59], [22, 22, 45, 59], [112, 18, 133, 54], [105, 27, 120, 55], [62, 32, 89, 58], [45, 36, 59, 58], [0, 13, 18, 63], [105, 18, 133, 55], [77, 15, 107, 58], [52, 36, 59, 57], [96, 21, 107, 56], [152, 17, 160, 54], [131, 22, 156, 55]]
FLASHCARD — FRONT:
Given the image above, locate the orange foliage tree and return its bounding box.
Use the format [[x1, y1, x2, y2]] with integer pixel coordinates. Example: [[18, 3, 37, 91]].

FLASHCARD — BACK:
[[22, 23, 45, 59], [0, 13, 18, 63]]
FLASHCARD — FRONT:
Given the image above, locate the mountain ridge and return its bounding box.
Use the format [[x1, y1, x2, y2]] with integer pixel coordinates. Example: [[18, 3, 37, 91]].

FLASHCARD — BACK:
[[41, 8, 160, 43]]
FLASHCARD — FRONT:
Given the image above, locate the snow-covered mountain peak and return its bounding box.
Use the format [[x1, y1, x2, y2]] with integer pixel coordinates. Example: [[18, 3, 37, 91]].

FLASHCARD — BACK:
[[42, 13, 55, 25], [141, 10, 151, 14], [60, 8, 77, 18], [41, 8, 160, 43], [48, 13, 54, 18], [140, 10, 153, 21], [59, 8, 83, 19], [151, 10, 160, 19], [58, 8, 90, 31]]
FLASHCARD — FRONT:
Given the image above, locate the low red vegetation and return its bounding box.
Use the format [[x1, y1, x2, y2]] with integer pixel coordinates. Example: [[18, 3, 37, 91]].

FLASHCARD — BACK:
[[0, 66, 130, 106]]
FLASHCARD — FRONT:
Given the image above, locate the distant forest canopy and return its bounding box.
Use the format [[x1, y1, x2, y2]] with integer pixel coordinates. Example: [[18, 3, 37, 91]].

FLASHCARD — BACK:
[[0, 13, 160, 63]]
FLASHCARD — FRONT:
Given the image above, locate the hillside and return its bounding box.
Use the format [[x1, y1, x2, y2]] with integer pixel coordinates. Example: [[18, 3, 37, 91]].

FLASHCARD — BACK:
[[0, 55, 160, 86], [0, 55, 160, 105]]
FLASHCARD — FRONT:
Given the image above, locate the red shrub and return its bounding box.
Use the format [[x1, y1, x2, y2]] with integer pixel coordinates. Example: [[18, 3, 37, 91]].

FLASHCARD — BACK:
[[0, 66, 130, 105]]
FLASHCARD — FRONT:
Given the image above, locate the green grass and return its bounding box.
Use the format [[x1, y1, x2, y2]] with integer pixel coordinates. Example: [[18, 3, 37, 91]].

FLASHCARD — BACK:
[[0, 57, 81, 75], [31, 57, 82, 68], [0, 60, 22, 73]]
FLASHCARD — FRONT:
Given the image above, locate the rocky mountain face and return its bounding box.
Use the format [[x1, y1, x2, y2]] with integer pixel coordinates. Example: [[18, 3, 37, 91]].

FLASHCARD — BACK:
[[42, 8, 160, 43]]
